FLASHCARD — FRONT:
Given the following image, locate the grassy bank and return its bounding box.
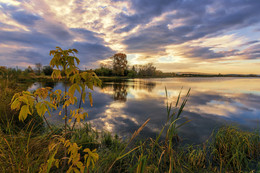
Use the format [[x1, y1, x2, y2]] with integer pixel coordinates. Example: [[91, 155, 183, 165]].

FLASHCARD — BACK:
[[0, 123, 259, 172]]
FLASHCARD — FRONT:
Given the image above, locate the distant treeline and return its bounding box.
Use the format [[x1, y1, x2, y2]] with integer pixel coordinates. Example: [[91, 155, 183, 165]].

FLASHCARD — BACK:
[[94, 63, 171, 77], [94, 53, 166, 77], [94, 53, 260, 78], [1, 54, 259, 80], [94, 64, 259, 78]]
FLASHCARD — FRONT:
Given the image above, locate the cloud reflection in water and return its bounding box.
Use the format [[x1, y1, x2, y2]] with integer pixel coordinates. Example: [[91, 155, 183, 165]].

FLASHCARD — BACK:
[[29, 77, 260, 144]]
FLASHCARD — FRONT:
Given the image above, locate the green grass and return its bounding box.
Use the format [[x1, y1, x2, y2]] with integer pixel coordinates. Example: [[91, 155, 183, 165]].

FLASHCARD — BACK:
[[0, 122, 259, 172], [211, 126, 260, 172]]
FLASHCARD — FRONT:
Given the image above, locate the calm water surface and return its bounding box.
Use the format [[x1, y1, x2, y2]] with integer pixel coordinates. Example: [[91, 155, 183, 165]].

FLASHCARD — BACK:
[[29, 77, 260, 144]]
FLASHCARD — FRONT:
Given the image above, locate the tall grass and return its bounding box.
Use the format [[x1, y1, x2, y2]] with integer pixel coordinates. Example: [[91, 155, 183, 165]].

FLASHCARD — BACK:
[[0, 129, 50, 172], [211, 126, 260, 172], [0, 122, 259, 172]]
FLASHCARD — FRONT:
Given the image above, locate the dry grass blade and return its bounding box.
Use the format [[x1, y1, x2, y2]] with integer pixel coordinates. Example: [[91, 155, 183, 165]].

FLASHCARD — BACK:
[[117, 146, 141, 160], [107, 118, 150, 173], [158, 150, 165, 167], [129, 118, 150, 144]]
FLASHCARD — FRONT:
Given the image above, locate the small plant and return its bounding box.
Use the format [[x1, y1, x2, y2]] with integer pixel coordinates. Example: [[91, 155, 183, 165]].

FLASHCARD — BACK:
[[161, 88, 191, 172], [10, 47, 101, 172], [165, 87, 191, 141], [39, 136, 99, 173]]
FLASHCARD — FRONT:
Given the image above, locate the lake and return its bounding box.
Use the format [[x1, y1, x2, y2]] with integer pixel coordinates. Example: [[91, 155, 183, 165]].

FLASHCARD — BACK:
[[29, 77, 260, 144]]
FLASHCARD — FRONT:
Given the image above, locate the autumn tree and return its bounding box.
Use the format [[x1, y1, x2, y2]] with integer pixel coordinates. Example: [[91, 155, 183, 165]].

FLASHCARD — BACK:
[[25, 66, 33, 73], [137, 63, 157, 77], [112, 53, 127, 76], [35, 63, 42, 75]]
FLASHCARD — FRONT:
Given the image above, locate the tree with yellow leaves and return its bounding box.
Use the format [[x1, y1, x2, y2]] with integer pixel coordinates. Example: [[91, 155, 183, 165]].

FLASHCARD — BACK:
[[11, 47, 101, 172], [112, 53, 127, 76]]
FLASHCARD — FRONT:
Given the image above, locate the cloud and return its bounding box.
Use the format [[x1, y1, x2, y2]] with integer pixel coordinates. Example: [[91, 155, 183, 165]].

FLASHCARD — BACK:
[[0, 22, 16, 30], [240, 40, 259, 47], [179, 46, 239, 59], [115, 0, 187, 33], [0, 29, 115, 67], [70, 28, 105, 44], [0, 30, 58, 48], [11, 10, 41, 26], [0, 2, 19, 11], [35, 20, 74, 44], [0, 0, 260, 73], [0, 48, 50, 67], [0, 1, 117, 68], [119, 0, 260, 59], [156, 62, 197, 71], [239, 44, 260, 59], [70, 42, 115, 65]]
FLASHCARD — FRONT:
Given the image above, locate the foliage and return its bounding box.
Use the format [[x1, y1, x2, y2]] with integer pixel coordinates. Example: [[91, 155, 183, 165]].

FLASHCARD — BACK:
[[39, 136, 99, 173], [0, 66, 21, 81], [136, 63, 157, 77], [0, 68, 43, 134], [94, 62, 165, 77], [11, 88, 58, 125], [49, 47, 79, 78], [94, 67, 113, 76], [25, 66, 34, 73], [23, 66, 35, 77], [112, 53, 127, 76], [127, 66, 137, 78], [43, 66, 54, 76], [9, 47, 101, 172], [35, 63, 42, 75]]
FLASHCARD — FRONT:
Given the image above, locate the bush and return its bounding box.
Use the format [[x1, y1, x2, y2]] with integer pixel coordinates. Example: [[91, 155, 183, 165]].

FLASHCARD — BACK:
[[42, 66, 53, 76]]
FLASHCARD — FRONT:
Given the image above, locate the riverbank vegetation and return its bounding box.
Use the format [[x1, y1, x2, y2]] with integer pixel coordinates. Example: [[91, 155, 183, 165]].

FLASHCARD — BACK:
[[1, 52, 258, 81], [0, 48, 259, 172]]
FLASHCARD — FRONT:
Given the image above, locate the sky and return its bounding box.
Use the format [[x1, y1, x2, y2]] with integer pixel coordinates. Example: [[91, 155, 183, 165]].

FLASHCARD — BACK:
[[0, 0, 260, 74]]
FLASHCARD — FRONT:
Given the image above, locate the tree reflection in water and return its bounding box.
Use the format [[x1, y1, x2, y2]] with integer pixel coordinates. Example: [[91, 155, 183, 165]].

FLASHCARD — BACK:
[[113, 83, 128, 102], [102, 80, 157, 102]]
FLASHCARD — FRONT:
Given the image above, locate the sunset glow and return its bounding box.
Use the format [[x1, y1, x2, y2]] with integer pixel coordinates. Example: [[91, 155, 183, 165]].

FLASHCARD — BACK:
[[0, 0, 260, 74]]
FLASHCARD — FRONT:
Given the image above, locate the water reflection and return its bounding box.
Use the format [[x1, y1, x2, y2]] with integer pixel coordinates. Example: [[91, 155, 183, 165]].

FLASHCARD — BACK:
[[28, 81, 58, 91], [28, 78, 260, 144], [101, 80, 156, 102], [102, 83, 128, 102]]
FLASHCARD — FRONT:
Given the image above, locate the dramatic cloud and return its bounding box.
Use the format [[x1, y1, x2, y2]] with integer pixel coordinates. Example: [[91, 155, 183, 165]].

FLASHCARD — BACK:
[[71, 41, 115, 64], [0, 0, 259, 73]]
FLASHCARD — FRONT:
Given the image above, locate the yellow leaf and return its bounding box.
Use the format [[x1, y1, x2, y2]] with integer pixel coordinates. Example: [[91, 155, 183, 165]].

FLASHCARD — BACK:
[[54, 159, 59, 168], [82, 91, 86, 104], [88, 92, 93, 107], [19, 105, 28, 121], [11, 99, 21, 110], [73, 168, 80, 173]]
